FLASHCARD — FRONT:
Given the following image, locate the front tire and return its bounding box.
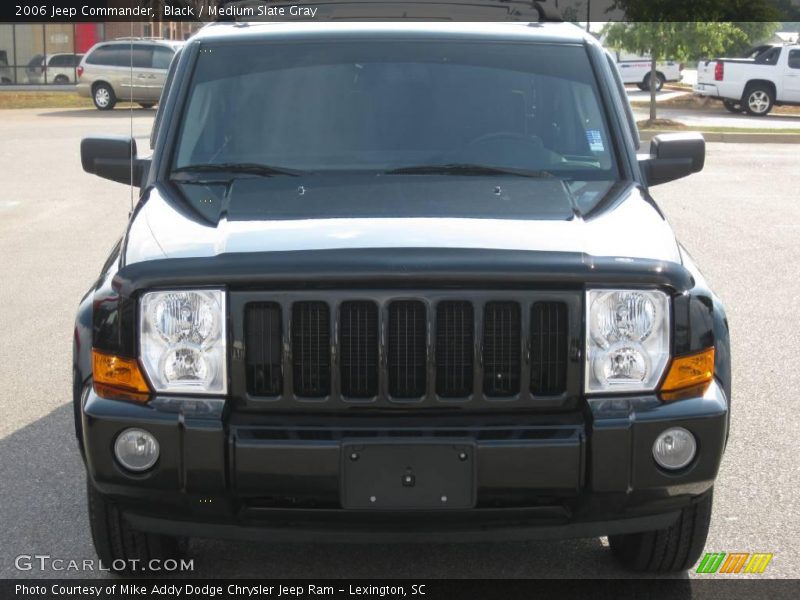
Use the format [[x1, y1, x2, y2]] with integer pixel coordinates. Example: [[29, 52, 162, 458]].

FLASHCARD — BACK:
[[743, 85, 774, 116], [609, 490, 713, 573], [92, 83, 116, 111], [87, 478, 186, 574]]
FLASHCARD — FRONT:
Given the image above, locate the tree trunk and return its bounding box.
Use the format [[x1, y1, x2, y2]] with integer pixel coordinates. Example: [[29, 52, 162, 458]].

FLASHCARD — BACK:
[[649, 57, 657, 123]]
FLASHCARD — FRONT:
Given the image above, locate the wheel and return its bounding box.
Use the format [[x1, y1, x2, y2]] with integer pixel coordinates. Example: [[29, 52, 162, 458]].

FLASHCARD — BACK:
[[609, 490, 713, 572], [636, 82, 647, 92], [722, 99, 743, 114], [86, 478, 186, 574], [138, 103, 155, 109], [743, 85, 773, 116], [642, 73, 665, 92], [53, 74, 69, 84], [92, 83, 116, 111]]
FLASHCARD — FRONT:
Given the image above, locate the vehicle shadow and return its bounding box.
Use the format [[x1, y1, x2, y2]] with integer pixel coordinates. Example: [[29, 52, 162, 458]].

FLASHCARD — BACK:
[[36, 107, 156, 119], [0, 404, 690, 584]]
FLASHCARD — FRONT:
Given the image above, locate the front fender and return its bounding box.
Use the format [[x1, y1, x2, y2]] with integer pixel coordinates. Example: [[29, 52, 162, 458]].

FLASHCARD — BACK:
[[677, 245, 731, 426], [73, 239, 122, 453]]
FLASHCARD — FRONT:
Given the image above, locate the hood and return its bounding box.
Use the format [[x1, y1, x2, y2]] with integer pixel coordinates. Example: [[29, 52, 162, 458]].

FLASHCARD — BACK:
[[124, 176, 681, 266]]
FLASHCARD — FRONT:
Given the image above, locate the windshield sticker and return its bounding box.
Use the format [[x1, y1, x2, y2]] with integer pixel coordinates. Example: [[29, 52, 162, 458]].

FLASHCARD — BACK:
[[586, 129, 604, 152]]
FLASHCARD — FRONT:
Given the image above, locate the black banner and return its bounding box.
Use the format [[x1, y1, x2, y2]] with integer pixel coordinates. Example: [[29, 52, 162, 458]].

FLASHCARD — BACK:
[[4, 579, 800, 600], [2, 0, 799, 23]]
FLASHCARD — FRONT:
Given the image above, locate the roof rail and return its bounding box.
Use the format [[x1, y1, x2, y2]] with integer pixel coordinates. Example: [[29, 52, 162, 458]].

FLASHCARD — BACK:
[[112, 36, 169, 41], [217, 0, 562, 22]]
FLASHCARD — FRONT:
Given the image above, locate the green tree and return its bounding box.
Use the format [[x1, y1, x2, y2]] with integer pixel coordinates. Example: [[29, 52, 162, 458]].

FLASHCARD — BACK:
[[611, 0, 779, 21], [724, 22, 781, 56], [603, 22, 766, 123]]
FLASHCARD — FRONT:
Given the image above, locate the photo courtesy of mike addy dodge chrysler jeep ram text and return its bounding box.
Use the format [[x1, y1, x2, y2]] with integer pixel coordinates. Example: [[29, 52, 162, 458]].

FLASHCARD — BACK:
[[74, 17, 730, 574]]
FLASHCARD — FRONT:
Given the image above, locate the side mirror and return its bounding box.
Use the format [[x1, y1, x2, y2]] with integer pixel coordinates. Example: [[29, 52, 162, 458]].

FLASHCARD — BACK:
[[81, 136, 150, 186], [638, 132, 705, 186]]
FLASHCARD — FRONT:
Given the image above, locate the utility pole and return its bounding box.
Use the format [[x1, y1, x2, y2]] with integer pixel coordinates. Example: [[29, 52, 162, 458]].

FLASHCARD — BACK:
[[586, 0, 591, 32]]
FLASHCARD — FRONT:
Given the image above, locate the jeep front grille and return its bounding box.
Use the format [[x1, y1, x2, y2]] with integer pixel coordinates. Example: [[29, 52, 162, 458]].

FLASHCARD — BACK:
[[245, 302, 283, 396], [530, 301, 568, 396], [239, 292, 577, 408], [339, 301, 379, 398], [435, 301, 474, 398], [387, 300, 428, 398], [482, 301, 522, 396], [291, 301, 331, 397]]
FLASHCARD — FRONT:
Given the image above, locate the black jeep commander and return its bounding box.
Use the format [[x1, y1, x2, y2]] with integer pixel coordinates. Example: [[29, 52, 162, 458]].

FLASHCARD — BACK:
[[74, 19, 730, 573]]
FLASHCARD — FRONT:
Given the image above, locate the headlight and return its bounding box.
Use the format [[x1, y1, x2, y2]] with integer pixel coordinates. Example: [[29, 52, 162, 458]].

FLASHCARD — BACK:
[[585, 289, 669, 393], [140, 289, 227, 394]]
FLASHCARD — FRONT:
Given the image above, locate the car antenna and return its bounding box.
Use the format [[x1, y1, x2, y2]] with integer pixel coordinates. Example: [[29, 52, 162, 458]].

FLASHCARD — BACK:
[[129, 23, 134, 214]]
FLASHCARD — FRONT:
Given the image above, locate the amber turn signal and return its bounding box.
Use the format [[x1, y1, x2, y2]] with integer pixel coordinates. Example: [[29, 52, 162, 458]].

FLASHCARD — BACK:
[[92, 349, 150, 401], [660, 347, 715, 402]]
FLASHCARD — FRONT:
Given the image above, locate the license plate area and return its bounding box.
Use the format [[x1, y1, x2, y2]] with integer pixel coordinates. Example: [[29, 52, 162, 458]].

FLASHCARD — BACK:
[[341, 440, 476, 510]]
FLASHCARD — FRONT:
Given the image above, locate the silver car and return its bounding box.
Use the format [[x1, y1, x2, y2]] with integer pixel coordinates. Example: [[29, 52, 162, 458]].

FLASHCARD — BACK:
[[25, 53, 84, 84], [76, 39, 182, 110]]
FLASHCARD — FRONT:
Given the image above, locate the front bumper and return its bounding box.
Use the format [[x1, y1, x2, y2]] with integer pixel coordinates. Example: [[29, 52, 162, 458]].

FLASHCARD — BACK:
[[81, 380, 728, 541]]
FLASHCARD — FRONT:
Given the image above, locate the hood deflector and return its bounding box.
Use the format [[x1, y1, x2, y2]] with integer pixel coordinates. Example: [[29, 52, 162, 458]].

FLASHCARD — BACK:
[[114, 247, 693, 297]]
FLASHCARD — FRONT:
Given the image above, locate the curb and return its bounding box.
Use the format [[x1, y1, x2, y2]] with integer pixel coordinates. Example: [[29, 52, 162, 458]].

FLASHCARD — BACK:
[[0, 85, 77, 92], [639, 130, 800, 144]]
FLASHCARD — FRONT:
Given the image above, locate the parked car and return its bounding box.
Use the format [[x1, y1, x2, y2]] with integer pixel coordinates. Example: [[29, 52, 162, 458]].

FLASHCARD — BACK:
[[612, 50, 683, 91], [695, 43, 800, 115], [76, 39, 182, 110], [0, 50, 12, 84], [76, 18, 730, 574], [25, 53, 84, 84]]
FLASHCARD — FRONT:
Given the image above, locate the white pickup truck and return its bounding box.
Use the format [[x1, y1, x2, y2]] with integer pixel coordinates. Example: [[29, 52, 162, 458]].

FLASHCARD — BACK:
[[694, 43, 800, 115]]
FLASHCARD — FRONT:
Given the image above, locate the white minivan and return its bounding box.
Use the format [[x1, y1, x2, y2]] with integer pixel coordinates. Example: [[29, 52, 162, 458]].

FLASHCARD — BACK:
[[76, 39, 183, 110]]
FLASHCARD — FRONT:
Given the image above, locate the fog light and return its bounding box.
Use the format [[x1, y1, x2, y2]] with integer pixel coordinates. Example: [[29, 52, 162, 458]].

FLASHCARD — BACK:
[[114, 428, 159, 472], [652, 427, 696, 470]]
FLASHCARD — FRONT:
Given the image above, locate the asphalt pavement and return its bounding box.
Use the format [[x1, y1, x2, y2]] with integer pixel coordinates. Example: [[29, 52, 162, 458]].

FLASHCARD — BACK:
[[1, 108, 799, 580]]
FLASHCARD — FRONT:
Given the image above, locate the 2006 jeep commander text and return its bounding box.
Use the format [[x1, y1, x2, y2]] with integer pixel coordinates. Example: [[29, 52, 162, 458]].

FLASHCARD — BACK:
[[75, 17, 730, 574]]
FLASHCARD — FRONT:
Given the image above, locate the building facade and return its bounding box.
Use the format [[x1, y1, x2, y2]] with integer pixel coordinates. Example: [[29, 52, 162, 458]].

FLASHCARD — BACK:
[[0, 22, 201, 85]]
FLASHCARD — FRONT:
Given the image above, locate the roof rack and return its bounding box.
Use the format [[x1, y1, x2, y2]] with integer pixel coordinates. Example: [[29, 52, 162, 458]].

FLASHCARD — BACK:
[[112, 37, 169, 41], [216, 0, 562, 22]]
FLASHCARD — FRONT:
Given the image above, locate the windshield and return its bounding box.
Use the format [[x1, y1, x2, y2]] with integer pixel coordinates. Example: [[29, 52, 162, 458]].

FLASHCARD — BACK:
[[174, 40, 617, 179]]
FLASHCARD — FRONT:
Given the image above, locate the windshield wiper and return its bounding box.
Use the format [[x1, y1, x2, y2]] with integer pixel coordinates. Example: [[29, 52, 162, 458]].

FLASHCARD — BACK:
[[383, 163, 552, 178], [171, 162, 304, 180]]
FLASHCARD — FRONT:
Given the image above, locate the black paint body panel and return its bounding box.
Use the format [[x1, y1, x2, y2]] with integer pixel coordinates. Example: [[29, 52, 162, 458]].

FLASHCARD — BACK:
[[72, 23, 731, 542]]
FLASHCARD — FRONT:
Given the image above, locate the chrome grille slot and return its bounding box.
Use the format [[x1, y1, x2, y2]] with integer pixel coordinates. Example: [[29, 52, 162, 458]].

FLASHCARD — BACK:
[[388, 301, 427, 398], [435, 301, 474, 397], [483, 301, 521, 396], [291, 301, 331, 397], [530, 301, 568, 396], [245, 302, 283, 396], [339, 301, 379, 398]]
